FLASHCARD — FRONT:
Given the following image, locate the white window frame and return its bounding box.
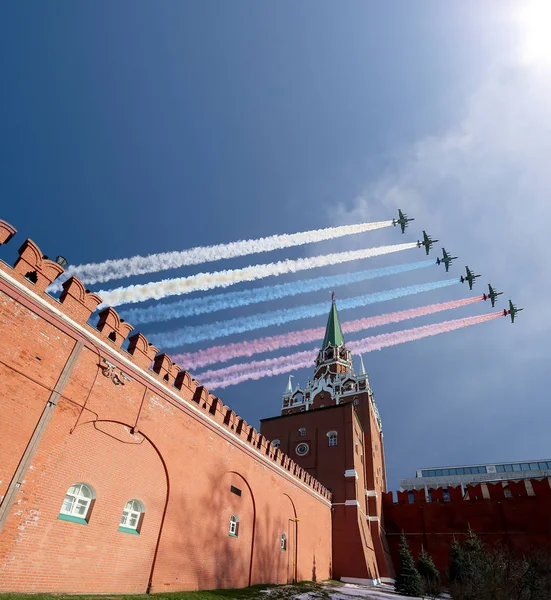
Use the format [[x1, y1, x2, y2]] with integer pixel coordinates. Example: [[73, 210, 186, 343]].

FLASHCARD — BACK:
[[229, 514, 239, 537], [59, 483, 95, 521], [298, 428, 306, 437], [280, 533, 287, 551], [327, 430, 338, 447], [120, 499, 145, 531]]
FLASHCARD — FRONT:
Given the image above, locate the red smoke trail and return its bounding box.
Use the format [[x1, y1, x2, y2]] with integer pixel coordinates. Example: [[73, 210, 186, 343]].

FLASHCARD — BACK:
[[198, 311, 502, 390], [174, 296, 484, 370]]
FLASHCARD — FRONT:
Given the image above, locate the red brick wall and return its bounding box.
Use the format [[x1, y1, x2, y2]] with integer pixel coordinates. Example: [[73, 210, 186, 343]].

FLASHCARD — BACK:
[[383, 479, 551, 579], [0, 220, 332, 594]]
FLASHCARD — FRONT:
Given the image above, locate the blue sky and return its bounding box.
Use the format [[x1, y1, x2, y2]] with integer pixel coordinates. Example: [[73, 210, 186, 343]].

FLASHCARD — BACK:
[[1, 1, 548, 490]]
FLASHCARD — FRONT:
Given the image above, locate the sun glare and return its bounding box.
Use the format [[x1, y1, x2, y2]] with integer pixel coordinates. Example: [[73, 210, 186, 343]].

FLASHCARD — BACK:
[[517, 0, 551, 64]]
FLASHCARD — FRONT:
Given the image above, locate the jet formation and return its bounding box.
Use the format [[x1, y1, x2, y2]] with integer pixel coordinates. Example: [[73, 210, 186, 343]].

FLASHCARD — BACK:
[[394, 208, 523, 323]]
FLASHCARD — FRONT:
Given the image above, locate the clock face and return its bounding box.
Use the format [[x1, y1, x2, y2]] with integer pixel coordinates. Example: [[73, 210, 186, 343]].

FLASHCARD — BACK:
[[296, 443, 309, 456]]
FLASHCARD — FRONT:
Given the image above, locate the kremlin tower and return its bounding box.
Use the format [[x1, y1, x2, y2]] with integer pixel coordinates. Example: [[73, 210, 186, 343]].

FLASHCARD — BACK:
[[260, 297, 394, 584]]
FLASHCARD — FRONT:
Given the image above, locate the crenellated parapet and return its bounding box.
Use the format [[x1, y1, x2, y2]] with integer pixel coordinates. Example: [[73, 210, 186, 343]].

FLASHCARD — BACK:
[[0, 217, 331, 502], [383, 477, 551, 506]]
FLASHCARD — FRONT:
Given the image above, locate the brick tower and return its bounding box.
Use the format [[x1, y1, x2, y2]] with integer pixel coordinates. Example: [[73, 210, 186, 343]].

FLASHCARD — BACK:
[[260, 297, 394, 584]]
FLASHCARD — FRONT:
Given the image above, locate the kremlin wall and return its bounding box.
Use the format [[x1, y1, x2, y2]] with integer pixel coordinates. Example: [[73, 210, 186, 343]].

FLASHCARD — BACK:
[[0, 216, 550, 594]]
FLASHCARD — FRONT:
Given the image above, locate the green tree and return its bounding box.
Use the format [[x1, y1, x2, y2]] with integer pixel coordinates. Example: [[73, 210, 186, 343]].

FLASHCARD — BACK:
[[449, 538, 465, 585], [417, 547, 441, 598], [395, 533, 423, 597]]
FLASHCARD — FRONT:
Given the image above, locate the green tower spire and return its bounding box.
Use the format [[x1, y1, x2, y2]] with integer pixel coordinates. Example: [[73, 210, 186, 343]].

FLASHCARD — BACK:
[[321, 292, 345, 349]]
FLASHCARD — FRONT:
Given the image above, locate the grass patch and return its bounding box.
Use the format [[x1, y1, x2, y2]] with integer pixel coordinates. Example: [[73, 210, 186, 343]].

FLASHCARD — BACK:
[[0, 582, 333, 600]]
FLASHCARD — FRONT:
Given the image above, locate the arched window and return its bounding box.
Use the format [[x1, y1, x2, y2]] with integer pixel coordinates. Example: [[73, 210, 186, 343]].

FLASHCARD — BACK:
[[119, 499, 145, 534], [58, 483, 95, 524], [229, 514, 239, 537], [503, 485, 512, 498], [280, 533, 287, 551], [271, 439, 280, 448], [298, 427, 306, 437], [327, 431, 338, 447]]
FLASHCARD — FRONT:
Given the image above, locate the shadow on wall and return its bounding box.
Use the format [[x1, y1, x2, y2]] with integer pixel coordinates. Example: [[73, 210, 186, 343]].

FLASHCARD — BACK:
[[177, 470, 301, 591]]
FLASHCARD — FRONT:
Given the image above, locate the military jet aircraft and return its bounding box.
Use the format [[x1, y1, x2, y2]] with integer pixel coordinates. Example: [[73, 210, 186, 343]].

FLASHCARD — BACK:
[[482, 284, 503, 308], [417, 231, 438, 255], [392, 209, 415, 234], [436, 248, 457, 272], [504, 299, 523, 323], [460, 266, 481, 290]]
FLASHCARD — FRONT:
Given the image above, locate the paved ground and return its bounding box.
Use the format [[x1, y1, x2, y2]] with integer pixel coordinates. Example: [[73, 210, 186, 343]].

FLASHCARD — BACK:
[[260, 581, 428, 599]]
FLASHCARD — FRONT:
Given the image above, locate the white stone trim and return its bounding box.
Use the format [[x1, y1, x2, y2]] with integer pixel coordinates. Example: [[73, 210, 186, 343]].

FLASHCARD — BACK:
[[365, 489, 377, 497], [0, 269, 331, 506], [344, 469, 358, 479], [367, 516, 379, 522], [344, 499, 359, 506], [379, 577, 396, 584]]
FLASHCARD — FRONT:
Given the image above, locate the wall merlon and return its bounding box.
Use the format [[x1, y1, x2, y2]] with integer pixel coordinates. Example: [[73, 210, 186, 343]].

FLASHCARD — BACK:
[[13, 239, 65, 292], [223, 408, 238, 430], [127, 333, 159, 369], [247, 427, 259, 446], [192, 386, 210, 410], [59, 277, 103, 323], [0, 219, 17, 245], [174, 370, 195, 397], [153, 353, 180, 385], [235, 418, 248, 437], [96, 307, 134, 347]]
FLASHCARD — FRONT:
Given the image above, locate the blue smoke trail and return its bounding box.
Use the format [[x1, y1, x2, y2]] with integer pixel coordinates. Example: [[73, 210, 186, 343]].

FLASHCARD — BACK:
[[121, 260, 434, 325], [149, 278, 460, 348]]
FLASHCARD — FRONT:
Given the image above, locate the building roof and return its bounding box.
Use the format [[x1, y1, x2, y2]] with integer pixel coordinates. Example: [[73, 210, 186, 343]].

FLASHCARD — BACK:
[[321, 296, 345, 349]]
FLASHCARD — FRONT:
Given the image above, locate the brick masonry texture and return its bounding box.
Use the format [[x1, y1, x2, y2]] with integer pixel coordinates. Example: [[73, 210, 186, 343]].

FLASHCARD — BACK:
[[0, 219, 331, 593]]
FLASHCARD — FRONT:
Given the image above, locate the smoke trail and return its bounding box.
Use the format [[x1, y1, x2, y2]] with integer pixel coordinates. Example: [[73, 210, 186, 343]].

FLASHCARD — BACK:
[[122, 260, 434, 325], [173, 296, 483, 370], [199, 312, 502, 389], [97, 242, 418, 307], [149, 278, 459, 348], [49, 220, 393, 292]]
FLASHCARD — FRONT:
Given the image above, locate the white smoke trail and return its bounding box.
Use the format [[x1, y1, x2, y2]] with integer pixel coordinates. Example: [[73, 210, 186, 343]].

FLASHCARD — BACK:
[[49, 220, 393, 292], [97, 242, 417, 307]]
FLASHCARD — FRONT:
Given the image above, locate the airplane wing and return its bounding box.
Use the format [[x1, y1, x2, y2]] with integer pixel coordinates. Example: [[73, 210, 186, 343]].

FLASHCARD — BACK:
[[398, 209, 405, 219], [469, 280, 473, 290], [445, 263, 449, 272], [423, 231, 429, 243], [400, 222, 406, 234], [442, 249, 449, 259], [511, 312, 515, 323], [465, 267, 472, 277], [509, 299, 514, 312]]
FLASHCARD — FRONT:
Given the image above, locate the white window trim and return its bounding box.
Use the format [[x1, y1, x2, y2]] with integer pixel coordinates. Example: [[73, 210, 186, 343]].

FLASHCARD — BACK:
[[280, 533, 287, 550], [120, 499, 145, 530], [229, 515, 239, 536], [59, 483, 95, 520], [298, 428, 306, 437], [327, 430, 338, 447]]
